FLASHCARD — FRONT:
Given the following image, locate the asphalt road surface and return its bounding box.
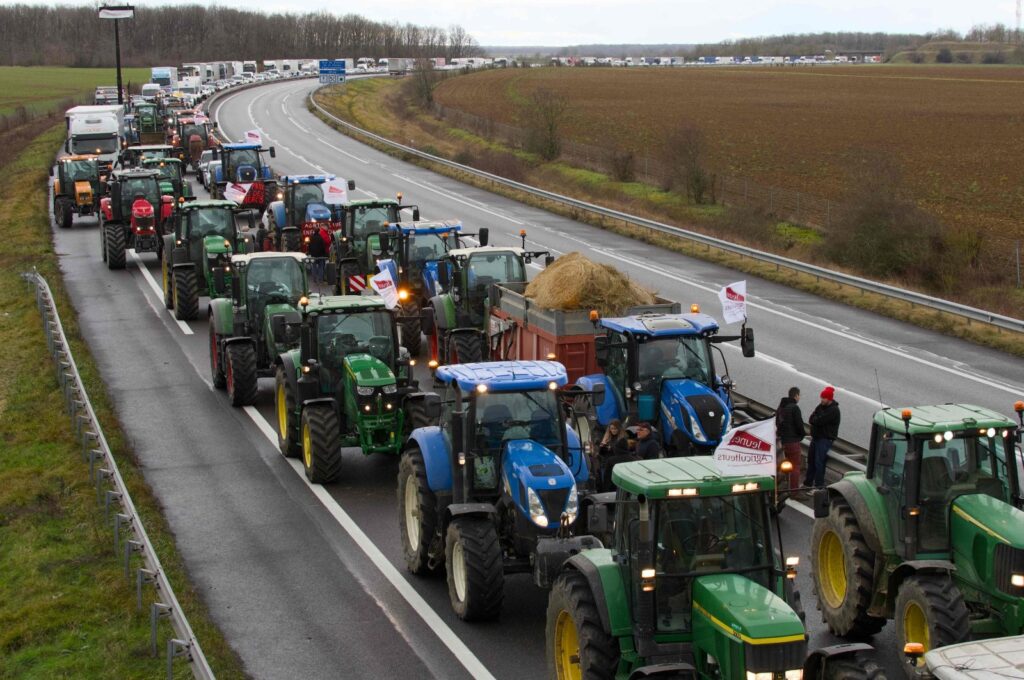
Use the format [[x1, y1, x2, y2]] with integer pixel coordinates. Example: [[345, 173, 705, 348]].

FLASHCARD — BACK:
[[49, 77, 1024, 679]]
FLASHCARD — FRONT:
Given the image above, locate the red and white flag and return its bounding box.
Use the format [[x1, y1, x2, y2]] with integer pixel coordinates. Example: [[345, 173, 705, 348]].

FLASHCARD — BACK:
[[224, 182, 250, 204], [368, 268, 399, 309], [712, 418, 776, 477], [322, 178, 349, 205], [244, 129, 262, 145], [717, 280, 747, 325]]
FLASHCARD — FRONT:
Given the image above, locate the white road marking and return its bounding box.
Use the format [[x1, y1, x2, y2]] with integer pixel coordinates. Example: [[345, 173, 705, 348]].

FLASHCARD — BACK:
[[129, 251, 193, 335], [785, 499, 815, 519], [316, 137, 369, 164], [391, 174, 523, 225], [242, 406, 497, 680]]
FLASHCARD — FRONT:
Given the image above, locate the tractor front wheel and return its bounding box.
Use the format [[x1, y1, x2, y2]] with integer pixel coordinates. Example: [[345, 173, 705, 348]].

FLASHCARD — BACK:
[[444, 517, 503, 621], [225, 342, 258, 406], [894, 573, 969, 676], [105, 223, 126, 270], [820, 649, 889, 680], [301, 404, 342, 483], [55, 197, 74, 229], [810, 496, 886, 638], [546, 571, 619, 680], [400, 301, 423, 357], [450, 333, 483, 364], [173, 268, 200, 321], [397, 449, 440, 576], [275, 367, 301, 458], [209, 322, 225, 389]]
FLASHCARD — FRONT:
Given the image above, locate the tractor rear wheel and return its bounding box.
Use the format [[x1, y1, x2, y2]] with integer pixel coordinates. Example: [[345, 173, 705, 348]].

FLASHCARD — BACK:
[[445, 517, 503, 621], [209, 322, 225, 389], [820, 649, 888, 680], [301, 404, 342, 483], [161, 254, 174, 309], [275, 367, 301, 458], [282, 229, 301, 253], [450, 333, 483, 364], [810, 496, 886, 638], [105, 223, 126, 270], [894, 573, 969, 675], [400, 302, 423, 357], [173, 268, 200, 321], [225, 342, 258, 406], [546, 571, 618, 680], [397, 448, 440, 576]]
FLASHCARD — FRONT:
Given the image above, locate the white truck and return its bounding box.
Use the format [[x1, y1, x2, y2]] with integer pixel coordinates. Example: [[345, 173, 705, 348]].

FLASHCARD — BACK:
[[150, 66, 178, 92], [386, 58, 414, 74], [176, 76, 203, 104], [64, 105, 125, 168]]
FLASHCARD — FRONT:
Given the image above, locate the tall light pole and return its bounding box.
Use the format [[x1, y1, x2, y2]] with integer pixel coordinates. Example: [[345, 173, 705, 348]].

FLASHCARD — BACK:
[[97, 5, 135, 105]]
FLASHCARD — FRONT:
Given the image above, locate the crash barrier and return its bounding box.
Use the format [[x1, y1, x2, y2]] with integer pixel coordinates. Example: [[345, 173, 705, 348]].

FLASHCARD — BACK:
[[21, 270, 215, 680], [308, 88, 1024, 335]]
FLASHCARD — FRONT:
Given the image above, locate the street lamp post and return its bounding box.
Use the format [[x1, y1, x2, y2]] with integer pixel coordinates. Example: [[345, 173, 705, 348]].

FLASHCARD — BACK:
[[97, 5, 135, 106]]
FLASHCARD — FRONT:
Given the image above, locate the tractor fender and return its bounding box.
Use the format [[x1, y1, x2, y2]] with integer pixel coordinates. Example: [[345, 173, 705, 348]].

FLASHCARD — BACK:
[[408, 426, 452, 493], [578, 374, 621, 427], [266, 201, 286, 229], [275, 351, 303, 402], [886, 560, 957, 616], [444, 502, 496, 524], [300, 396, 335, 410], [564, 554, 614, 634], [161, 234, 176, 257], [100, 197, 113, 221], [429, 295, 455, 331], [223, 336, 255, 350], [823, 478, 886, 560], [803, 643, 875, 680], [627, 664, 697, 680], [208, 298, 235, 336]]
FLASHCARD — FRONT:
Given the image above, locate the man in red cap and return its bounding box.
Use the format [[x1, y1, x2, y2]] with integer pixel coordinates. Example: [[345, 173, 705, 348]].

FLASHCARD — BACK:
[[804, 386, 840, 488]]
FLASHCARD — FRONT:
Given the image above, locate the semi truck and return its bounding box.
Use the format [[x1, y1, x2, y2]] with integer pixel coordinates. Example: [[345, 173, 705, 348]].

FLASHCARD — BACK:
[[387, 58, 414, 75], [151, 66, 178, 92], [64, 105, 125, 169]]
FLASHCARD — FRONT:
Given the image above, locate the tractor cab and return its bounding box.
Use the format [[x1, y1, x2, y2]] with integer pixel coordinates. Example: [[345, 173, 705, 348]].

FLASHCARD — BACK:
[[264, 175, 354, 252], [173, 200, 249, 275], [51, 155, 102, 228], [378, 220, 463, 300], [211, 143, 277, 211], [140, 157, 191, 201], [171, 116, 216, 168], [105, 170, 165, 223], [120, 144, 175, 169], [585, 309, 755, 454], [134, 102, 161, 134]]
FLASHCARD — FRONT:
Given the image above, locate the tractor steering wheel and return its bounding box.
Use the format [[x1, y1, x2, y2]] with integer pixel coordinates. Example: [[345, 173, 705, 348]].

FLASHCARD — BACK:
[[679, 532, 726, 555]]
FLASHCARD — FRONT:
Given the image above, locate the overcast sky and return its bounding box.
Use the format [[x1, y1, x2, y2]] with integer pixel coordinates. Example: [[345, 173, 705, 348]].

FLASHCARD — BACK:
[[130, 0, 1017, 46]]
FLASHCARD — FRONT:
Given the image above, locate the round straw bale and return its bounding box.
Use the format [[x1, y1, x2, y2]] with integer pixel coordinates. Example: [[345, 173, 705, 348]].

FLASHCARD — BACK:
[[524, 252, 655, 316]]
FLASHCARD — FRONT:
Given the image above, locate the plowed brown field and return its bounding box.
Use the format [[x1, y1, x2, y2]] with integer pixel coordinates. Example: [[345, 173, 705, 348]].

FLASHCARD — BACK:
[[434, 66, 1024, 242]]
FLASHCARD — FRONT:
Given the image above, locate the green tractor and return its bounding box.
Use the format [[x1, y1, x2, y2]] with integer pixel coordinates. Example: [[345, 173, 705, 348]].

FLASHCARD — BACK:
[[274, 295, 436, 483], [161, 199, 256, 320], [547, 456, 886, 680], [140, 157, 193, 203], [119, 144, 175, 169], [332, 196, 419, 294], [427, 231, 553, 364], [51, 155, 102, 229], [810, 403, 1024, 664], [208, 252, 317, 405], [134, 102, 164, 144]]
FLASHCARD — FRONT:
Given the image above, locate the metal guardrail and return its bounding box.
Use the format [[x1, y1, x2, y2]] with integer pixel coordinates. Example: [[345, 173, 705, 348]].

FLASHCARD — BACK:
[[22, 270, 215, 680], [307, 89, 1024, 335]]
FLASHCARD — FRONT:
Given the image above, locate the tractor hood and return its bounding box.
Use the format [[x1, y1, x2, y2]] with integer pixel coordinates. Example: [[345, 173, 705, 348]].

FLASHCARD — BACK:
[[502, 439, 577, 531], [304, 202, 332, 222], [343, 353, 396, 388], [202, 234, 232, 256], [657, 379, 730, 446], [693, 573, 807, 669], [951, 493, 1024, 598], [73, 180, 94, 205]]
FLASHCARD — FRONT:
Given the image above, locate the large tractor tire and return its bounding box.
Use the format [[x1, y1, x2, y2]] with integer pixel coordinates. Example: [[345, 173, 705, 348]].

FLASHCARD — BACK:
[[161, 255, 174, 309], [55, 197, 74, 229], [894, 573, 969, 675], [225, 342, 258, 406], [399, 302, 423, 357], [546, 571, 619, 680], [282, 229, 301, 253], [397, 448, 440, 576], [450, 333, 483, 364], [208, 322, 226, 390], [403, 396, 435, 437], [820, 650, 889, 680], [105, 223, 126, 270], [173, 268, 200, 321], [810, 497, 886, 638], [444, 516, 504, 621], [275, 367, 301, 458], [301, 404, 342, 483]]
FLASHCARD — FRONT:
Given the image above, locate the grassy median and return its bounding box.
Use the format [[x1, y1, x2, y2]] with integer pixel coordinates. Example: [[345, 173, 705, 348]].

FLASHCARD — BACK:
[[0, 125, 247, 677]]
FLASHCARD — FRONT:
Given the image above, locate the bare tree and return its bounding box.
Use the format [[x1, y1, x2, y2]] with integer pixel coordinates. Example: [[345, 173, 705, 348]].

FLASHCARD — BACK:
[[518, 88, 568, 161]]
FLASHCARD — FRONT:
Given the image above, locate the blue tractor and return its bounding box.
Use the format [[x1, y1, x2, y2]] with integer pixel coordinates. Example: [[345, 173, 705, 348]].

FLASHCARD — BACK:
[[396, 360, 604, 621], [575, 309, 755, 456], [211, 142, 277, 212], [262, 174, 356, 252]]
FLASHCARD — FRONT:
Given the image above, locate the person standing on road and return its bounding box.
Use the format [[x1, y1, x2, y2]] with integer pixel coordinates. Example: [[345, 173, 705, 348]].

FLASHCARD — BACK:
[[635, 422, 663, 460], [308, 224, 328, 282], [776, 386, 806, 494], [805, 386, 840, 489]]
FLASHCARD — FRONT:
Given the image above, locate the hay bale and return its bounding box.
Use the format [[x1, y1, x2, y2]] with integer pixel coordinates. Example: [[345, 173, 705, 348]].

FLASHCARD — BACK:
[[525, 252, 656, 316]]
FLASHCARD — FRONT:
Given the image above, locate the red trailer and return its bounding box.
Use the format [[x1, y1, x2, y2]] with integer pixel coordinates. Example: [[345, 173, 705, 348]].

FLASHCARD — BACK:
[[487, 282, 679, 382]]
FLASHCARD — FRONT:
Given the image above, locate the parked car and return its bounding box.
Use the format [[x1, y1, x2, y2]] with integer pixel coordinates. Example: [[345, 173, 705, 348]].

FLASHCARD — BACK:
[[197, 150, 216, 190], [203, 160, 221, 193]]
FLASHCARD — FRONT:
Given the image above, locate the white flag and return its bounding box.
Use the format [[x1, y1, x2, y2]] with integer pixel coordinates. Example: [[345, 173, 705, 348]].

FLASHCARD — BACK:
[[322, 178, 349, 205], [223, 182, 250, 204], [717, 280, 747, 325], [244, 129, 262, 145], [712, 418, 777, 478], [369, 267, 399, 309]]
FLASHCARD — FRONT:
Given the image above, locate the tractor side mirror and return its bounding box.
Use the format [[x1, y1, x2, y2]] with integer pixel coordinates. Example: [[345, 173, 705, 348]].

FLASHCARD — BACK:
[[269, 146, 276, 158], [270, 314, 287, 343], [478, 227, 489, 247], [212, 268, 227, 295], [412, 207, 420, 221], [421, 306, 435, 335], [878, 439, 897, 467], [545, 254, 555, 267], [422, 393, 442, 421], [587, 504, 609, 535], [324, 263, 338, 286], [347, 179, 355, 190], [741, 326, 755, 358], [594, 336, 609, 367], [591, 382, 606, 407], [231, 275, 241, 302]]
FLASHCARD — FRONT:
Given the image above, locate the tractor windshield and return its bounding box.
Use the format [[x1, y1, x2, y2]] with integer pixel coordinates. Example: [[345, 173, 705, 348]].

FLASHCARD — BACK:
[[245, 257, 305, 316], [352, 205, 394, 238], [465, 252, 526, 291], [474, 388, 564, 454], [120, 178, 159, 206], [315, 310, 395, 374], [650, 493, 773, 632], [406, 232, 454, 268], [149, 163, 180, 181], [226, 149, 260, 178], [637, 336, 712, 386], [64, 160, 97, 181], [189, 209, 235, 242], [292, 184, 325, 222], [181, 124, 205, 139]]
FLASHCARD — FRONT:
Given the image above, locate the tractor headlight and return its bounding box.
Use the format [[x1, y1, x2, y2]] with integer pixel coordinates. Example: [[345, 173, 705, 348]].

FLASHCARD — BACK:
[[564, 485, 579, 524], [689, 412, 707, 442], [785, 672, 803, 680], [382, 384, 397, 394], [526, 487, 548, 527], [720, 410, 731, 435], [356, 386, 374, 396], [746, 673, 773, 680]]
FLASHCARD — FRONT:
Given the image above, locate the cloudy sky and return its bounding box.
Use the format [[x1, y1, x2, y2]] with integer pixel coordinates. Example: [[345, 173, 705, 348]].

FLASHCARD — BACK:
[[130, 0, 1018, 45]]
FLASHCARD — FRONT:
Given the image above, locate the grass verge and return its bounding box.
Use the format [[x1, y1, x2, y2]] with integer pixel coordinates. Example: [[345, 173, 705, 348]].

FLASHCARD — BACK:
[[0, 66, 152, 116], [311, 80, 1024, 357], [0, 124, 247, 678]]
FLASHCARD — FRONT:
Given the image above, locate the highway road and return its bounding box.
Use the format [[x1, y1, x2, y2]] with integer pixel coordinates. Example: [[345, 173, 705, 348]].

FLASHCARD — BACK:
[[50, 77, 1024, 678]]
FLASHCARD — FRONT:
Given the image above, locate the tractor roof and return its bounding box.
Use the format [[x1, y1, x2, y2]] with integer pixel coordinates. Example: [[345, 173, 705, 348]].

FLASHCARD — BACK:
[[346, 198, 398, 207], [280, 174, 335, 185], [179, 199, 237, 211], [600, 312, 720, 337], [142, 157, 183, 165], [612, 456, 776, 499], [127, 144, 173, 151], [230, 251, 308, 266], [874, 404, 1016, 435], [61, 155, 99, 162], [448, 246, 525, 259], [113, 169, 161, 180], [435, 361, 567, 393], [388, 219, 462, 235], [223, 143, 262, 150], [305, 295, 386, 314]]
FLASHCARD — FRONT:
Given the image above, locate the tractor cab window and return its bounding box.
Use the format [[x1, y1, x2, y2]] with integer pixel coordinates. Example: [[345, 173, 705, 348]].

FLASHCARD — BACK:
[[405, 232, 453, 269], [120, 178, 158, 211], [473, 388, 563, 488], [226, 149, 259, 180], [64, 160, 96, 181], [245, 257, 304, 328], [465, 252, 526, 292], [603, 332, 629, 413], [181, 124, 204, 140], [188, 209, 235, 245], [352, 206, 392, 239], [149, 163, 179, 182], [315, 310, 394, 377], [637, 336, 711, 387], [291, 184, 324, 222], [653, 494, 773, 632]]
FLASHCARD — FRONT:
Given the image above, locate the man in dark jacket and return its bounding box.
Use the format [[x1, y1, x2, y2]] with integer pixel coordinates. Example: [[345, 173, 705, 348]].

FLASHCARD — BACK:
[[804, 386, 840, 488], [307, 224, 328, 281], [776, 387, 806, 493], [634, 422, 663, 460]]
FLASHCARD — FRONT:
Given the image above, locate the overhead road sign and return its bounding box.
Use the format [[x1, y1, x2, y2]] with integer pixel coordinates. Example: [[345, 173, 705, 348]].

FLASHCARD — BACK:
[[319, 59, 346, 85]]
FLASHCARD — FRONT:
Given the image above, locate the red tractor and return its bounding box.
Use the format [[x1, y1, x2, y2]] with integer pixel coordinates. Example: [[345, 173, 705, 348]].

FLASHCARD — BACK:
[[171, 116, 218, 174]]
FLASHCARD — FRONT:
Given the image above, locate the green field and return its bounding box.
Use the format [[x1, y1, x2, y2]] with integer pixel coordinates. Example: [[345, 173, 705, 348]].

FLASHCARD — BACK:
[[0, 66, 151, 116]]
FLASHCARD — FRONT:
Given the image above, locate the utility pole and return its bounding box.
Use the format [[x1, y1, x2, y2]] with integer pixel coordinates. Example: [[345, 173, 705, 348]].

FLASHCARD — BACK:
[[97, 5, 135, 106]]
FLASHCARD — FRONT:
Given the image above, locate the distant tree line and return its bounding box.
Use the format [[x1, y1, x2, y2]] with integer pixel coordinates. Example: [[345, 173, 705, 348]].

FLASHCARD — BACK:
[[0, 4, 482, 67]]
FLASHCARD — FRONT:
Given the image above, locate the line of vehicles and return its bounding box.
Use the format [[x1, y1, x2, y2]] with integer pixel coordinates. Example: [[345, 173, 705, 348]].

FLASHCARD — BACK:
[[59, 82, 1024, 680]]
